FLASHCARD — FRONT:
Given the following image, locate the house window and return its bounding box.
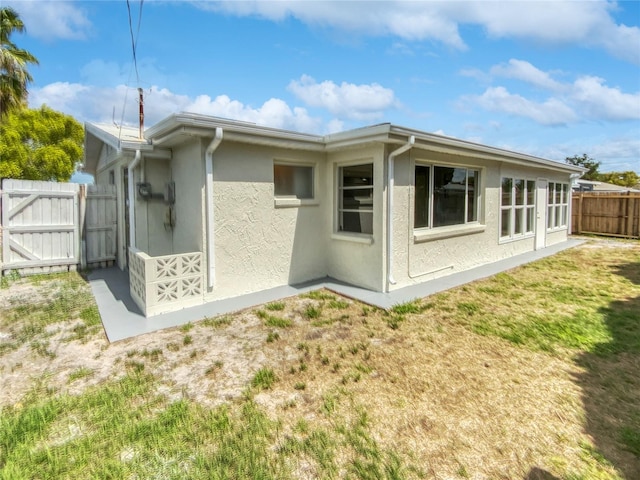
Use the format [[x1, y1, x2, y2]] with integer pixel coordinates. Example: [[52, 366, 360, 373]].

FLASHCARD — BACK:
[[547, 182, 569, 230], [500, 177, 536, 239], [338, 163, 373, 234], [414, 165, 480, 229], [274, 164, 313, 199]]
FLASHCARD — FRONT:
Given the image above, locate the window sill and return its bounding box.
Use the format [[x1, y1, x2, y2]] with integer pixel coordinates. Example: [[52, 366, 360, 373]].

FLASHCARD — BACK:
[[274, 197, 319, 208], [499, 233, 535, 244], [414, 224, 485, 243], [546, 226, 568, 233], [331, 232, 374, 245]]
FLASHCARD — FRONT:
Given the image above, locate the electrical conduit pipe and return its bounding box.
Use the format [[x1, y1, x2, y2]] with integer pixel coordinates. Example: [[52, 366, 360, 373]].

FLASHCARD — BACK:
[[205, 128, 223, 289], [127, 150, 141, 250]]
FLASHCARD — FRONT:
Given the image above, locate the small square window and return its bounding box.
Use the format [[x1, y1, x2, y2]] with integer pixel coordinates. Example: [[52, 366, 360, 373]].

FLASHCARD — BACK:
[[274, 164, 313, 199]]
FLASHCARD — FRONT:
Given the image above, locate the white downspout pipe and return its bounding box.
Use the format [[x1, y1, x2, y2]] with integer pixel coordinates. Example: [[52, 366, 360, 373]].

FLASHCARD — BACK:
[[127, 150, 141, 251], [205, 128, 223, 289], [386, 135, 415, 292]]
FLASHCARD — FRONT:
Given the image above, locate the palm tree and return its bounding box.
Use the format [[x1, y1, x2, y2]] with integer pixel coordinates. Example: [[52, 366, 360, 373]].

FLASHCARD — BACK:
[[0, 7, 39, 119]]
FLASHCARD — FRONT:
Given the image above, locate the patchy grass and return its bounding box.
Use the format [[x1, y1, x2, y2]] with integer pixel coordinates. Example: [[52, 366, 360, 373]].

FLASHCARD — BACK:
[[0, 239, 638, 479], [0, 272, 101, 356], [256, 309, 293, 328]]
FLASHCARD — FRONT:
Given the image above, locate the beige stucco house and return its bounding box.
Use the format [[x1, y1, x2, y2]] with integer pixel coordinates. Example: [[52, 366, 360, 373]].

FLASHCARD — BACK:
[[84, 113, 583, 316]]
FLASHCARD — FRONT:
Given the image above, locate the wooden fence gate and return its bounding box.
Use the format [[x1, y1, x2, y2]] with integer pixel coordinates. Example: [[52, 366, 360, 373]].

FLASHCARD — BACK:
[[1, 179, 117, 274]]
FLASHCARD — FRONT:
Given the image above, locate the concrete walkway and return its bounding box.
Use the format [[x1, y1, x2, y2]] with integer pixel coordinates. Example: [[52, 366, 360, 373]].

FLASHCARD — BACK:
[[89, 239, 585, 342]]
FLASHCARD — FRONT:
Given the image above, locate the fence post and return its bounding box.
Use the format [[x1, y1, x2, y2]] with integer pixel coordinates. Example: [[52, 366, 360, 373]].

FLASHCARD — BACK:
[[79, 184, 87, 270], [626, 191, 634, 238], [577, 192, 583, 235]]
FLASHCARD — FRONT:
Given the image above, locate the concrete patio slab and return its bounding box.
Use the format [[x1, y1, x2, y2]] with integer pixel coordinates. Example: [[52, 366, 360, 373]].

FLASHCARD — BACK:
[[89, 238, 585, 342]]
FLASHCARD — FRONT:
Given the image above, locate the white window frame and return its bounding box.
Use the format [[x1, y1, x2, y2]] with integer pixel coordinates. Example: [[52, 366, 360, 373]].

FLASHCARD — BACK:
[[413, 162, 482, 241], [547, 182, 569, 231], [500, 177, 536, 241], [273, 160, 318, 208], [335, 161, 374, 237]]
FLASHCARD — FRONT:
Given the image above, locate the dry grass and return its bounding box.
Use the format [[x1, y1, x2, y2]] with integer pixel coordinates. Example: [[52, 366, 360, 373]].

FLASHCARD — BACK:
[[0, 238, 638, 479]]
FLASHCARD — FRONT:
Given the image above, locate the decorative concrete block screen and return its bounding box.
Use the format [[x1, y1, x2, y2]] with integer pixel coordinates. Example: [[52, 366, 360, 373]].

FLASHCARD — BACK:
[[128, 247, 204, 316]]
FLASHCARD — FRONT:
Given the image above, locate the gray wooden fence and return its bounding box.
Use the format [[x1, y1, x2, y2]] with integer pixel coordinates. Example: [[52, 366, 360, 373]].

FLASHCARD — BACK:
[[1, 179, 117, 275]]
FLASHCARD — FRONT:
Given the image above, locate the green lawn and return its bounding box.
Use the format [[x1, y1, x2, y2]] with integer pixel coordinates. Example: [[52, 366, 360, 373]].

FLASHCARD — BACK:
[[0, 239, 638, 479]]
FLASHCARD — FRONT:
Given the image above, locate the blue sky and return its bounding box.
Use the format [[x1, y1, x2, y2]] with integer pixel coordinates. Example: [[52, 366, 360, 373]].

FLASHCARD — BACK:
[[8, 0, 640, 173]]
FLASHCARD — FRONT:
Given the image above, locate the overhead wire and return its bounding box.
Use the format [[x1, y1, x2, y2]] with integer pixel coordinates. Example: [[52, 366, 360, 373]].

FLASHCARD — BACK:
[[118, 0, 145, 138], [126, 0, 143, 85]]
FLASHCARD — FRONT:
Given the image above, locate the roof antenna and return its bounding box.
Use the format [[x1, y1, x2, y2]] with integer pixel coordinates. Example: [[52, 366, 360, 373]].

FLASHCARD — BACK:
[[138, 87, 144, 139]]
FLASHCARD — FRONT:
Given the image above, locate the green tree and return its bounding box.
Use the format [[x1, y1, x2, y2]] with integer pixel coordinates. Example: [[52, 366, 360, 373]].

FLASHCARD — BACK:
[[1, 7, 39, 119], [0, 106, 83, 181], [565, 154, 601, 180], [597, 171, 640, 188]]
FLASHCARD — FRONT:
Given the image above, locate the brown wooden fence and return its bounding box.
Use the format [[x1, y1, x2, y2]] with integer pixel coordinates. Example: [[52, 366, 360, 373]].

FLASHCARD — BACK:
[[572, 191, 640, 239]]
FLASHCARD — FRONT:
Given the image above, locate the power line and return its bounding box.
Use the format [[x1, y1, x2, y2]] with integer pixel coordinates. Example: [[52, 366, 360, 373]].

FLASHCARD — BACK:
[[126, 0, 144, 85]]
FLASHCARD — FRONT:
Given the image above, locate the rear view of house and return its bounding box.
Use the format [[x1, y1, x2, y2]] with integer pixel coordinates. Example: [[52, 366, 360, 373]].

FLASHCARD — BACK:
[[84, 114, 582, 316]]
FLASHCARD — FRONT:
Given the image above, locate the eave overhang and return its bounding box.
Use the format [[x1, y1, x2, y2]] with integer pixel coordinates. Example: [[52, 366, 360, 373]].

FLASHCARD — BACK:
[[324, 123, 584, 175], [146, 112, 326, 151]]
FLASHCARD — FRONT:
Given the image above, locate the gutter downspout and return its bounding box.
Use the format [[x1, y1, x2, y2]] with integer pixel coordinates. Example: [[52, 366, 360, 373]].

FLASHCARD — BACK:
[[205, 128, 223, 289], [127, 150, 142, 251], [386, 135, 415, 292]]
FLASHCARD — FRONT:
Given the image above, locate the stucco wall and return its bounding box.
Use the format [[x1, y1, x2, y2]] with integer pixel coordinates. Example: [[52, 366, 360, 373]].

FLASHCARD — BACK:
[[326, 146, 386, 292], [204, 143, 327, 301], [171, 139, 205, 255], [135, 159, 172, 256], [389, 151, 572, 290]]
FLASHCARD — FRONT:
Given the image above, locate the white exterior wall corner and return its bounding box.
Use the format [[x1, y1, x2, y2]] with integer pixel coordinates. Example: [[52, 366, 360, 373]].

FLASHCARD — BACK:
[[326, 146, 386, 292], [203, 142, 327, 302]]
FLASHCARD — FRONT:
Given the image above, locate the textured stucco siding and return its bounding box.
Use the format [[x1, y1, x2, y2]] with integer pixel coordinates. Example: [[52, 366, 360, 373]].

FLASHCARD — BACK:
[[171, 139, 205, 255], [326, 147, 386, 292], [388, 152, 572, 290], [204, 143, 327, 301]]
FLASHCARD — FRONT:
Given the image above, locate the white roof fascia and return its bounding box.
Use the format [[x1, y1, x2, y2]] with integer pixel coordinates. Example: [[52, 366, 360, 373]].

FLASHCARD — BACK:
[[323, 124, 393, 152], [389, 125, 584, 174], [139, 113, 585, 174], [146, 113, 325, 150]]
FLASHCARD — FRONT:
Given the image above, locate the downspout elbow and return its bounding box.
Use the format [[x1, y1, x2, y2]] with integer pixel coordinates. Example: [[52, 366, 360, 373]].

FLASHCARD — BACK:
[[387, 135, 415, 291]]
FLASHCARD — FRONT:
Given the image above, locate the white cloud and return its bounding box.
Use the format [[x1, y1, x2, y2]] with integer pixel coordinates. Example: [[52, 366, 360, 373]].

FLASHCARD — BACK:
[[464, 60, 640, 125], [287, 75, 398, 121], [28, 82, 328, 133], [490, 60, 564, 92], [572, 76, 640, 121], [542, 135, 640, 172], [9, 0, 92, 41], [470, 86, 577, 126], [196, 0, 640, 64], [196, 1, 466, 49]]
